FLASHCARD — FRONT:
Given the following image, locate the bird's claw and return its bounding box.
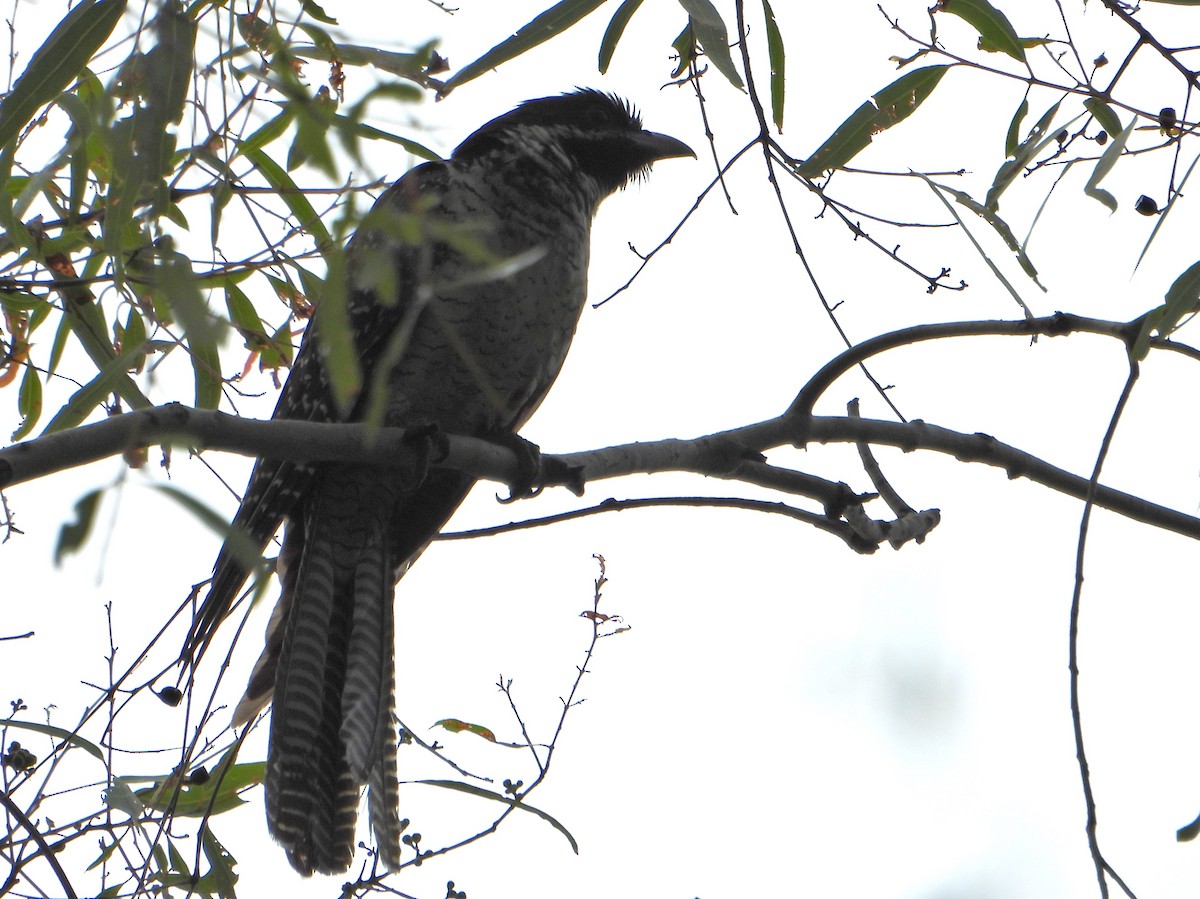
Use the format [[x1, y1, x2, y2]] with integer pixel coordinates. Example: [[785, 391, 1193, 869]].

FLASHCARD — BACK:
[[493, 435, 584, 502]]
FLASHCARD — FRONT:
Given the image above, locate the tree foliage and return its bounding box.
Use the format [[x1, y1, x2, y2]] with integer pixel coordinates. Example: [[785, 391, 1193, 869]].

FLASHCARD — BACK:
[[3, 1, 1200, 896]]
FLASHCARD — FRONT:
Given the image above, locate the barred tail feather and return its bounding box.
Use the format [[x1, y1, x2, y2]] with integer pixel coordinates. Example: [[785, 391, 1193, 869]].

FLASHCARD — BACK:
[[259, 472, 403, 876]]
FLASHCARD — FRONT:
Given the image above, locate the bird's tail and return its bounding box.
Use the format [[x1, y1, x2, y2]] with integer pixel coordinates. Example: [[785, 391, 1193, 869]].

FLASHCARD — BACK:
[[245, 468, 404, 876]]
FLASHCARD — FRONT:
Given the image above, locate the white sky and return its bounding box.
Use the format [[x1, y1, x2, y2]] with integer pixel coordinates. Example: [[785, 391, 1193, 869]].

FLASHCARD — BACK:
[[5, 1, 1200, 898]]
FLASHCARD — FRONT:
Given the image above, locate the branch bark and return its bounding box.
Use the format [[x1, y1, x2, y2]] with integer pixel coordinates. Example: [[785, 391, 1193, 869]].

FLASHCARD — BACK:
[[3, 399, 1198, 544]]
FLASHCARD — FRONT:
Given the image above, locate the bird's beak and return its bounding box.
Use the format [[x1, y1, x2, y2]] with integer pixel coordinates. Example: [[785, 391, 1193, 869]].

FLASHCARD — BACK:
[[635, 130, 697, 162]]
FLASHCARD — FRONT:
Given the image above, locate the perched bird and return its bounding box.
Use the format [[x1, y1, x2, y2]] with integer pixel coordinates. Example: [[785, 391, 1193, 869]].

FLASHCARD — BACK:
[[185, 90, 693, 876]]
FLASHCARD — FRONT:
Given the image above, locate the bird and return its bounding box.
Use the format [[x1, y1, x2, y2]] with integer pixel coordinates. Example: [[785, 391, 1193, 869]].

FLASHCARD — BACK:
[[183, 89, 693, 876]]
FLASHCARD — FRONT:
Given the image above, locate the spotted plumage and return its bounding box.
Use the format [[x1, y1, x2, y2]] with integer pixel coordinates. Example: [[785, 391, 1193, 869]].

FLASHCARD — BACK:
[[186, 89, 692, 875]]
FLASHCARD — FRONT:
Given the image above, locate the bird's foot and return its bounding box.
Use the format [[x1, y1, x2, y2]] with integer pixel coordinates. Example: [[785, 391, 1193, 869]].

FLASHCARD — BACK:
[[398, 422, 450, 491], [493, 434, 584, 502]]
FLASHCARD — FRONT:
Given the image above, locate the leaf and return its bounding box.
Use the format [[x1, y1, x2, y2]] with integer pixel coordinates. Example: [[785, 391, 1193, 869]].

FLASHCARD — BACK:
[[0, 0, 128, 149], [1004, 98, 1027, 157], [434, 718, 498, 742], [334, 115, 440, 163], [799, 66, 950, 176], [670, 22, 697, 78], [0, 718, 105, 761], [919, 174, 1033, 314], [677, 0, 745, 89], [440, 0, 607, 95], [416, 779, 579, 853], [12, 363, 42, 440], [55, 488, 103, 564], [762, 0, 785, 130], [300, 0, 337, 24], [935, 0, 1025, 62], [985, 99, 1062, 210], [307, 248, 359, 415], [139, 240, 224, 409], [224, 282, 268, 346], [146, 1, 196, 129], [104, 780, 145, 817], [294, 40, 438, 82], [40, 345, 151, 435], [979, 35, 1050, 54], [1083, 115, 1135, 212], [137, 762, 261, 816], [242, 146, 334, 255], [198, 826, 239, 899], [149, 484, 264, 575], [1082, 96, 1122, 139], [1131, 259, 1200, 360], [941, 185, 1043, 287], [598, 0, 646, 73], [235, 108, 295, 158]]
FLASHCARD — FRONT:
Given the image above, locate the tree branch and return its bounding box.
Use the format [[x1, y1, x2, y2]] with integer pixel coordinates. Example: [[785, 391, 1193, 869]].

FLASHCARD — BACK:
[[4, 399, 1199, 546]]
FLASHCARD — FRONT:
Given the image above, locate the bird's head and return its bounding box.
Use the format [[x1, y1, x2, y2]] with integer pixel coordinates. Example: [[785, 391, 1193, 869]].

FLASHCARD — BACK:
[[452, 89, 695, 201]]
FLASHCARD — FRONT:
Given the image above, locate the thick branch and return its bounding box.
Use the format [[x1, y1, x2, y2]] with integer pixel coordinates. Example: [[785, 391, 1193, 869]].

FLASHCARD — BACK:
[[3, 402, 1198, 544], [0, 403, 520, 489]]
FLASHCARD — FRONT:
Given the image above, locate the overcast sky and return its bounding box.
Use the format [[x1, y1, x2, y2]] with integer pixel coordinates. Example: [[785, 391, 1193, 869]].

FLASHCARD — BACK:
[[5, 2, 1200, 898]]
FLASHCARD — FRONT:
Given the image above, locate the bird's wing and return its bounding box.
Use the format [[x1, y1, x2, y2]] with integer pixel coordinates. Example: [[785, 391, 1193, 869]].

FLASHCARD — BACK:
[[184, 161, 451, 665]]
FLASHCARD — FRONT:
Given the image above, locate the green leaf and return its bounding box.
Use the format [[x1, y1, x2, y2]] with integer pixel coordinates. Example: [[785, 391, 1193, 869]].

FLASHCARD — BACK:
[[1083, 116, 1135, 212], [440, 0, 607, 95], [0, 718, 105, 761], [55, 488, 103, 564], [224, 282, 268, 345], [1083, 96, 1122, 140], [919, 174, 1033, 315], [299, 0, 337, 23], [57, 92, 92, 217], [677, 0, 745, 89], [235, 108, 295, 158], [670, 22, 697, 77], [334, 116, 440, 162], [1132, 259, 1200, 360], [242, 146, 334, 256], [137, 240, 224, 409], [598, 0, 646, 73], [799, 66, 950, 176], [941, 185, 1043, 287], [935, 0, 1025, 62], [434, 718, 498, 742], [0, 0, 128, 150], [150, 484, 255, 557], [1004, 98, 1028, 158], [197, 826, 239, 898], [306, 250, 359, 414], [145, 1, 196, 128], [137, 763, 260, 816], [416, 779, 579, 853], [190, 330, 223, 411], [12, 363, 42, 440], [985, 99, 1062, 210], [873, 63, 948, 125], [115, 304, 148, 372], [40, 345, 152, 435], [980, 35, 1050, 54], [762, 0, 785, 130]]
